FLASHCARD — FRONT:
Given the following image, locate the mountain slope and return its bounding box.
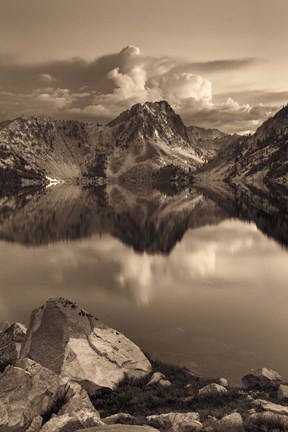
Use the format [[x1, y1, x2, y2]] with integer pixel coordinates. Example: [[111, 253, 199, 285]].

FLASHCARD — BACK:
[[187, 125, 229, 162], [0, 116, 112, 183], [197, 104, 288, 188], [0, 101, 231, 185], [107, 101, 205, 181]]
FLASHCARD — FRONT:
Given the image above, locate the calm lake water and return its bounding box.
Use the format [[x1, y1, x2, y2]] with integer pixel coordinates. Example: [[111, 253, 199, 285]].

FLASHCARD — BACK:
[[0, 183, 287, 384]]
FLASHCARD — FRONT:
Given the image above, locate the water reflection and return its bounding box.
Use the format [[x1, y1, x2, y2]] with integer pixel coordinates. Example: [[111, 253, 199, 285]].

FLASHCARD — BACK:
[[0, 183, 287, 383], [0, 182, 287, 250]]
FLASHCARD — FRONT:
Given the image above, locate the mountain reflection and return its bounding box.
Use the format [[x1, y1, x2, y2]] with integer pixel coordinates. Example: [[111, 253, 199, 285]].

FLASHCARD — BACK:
[[0, 182, 287, 251]]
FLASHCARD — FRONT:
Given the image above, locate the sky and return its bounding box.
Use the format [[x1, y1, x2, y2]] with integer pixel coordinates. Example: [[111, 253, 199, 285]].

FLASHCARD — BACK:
[[0, 0, 288, 133]]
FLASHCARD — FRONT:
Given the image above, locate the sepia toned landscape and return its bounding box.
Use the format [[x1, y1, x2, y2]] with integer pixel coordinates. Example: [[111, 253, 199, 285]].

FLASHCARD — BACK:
[[0, 1, 287, 431]]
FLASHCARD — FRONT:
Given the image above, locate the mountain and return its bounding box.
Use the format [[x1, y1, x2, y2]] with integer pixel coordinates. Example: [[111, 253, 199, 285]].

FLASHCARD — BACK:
[[197, 105, 288, 188], [107, 100, 204, 181], [2, 100, 285, 189], [0, 116, 112, 183], [0, 101, 232, 185], [187, 125, 230, 162]]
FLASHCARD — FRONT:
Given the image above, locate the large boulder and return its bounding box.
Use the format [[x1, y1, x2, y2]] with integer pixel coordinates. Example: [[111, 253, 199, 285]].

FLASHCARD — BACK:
[[242, 368, 282, 389], [147, 412, 202, 431], [0, 323, 27, 367], [20, 298, 152, 393], [0, 358, 101, 432], [198, 383, 227, 398]]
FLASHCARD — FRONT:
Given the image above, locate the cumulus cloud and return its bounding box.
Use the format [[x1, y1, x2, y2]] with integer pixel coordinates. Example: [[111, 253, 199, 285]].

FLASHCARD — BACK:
[[38, 73, 58, 83], [0, 46, 284, 132]]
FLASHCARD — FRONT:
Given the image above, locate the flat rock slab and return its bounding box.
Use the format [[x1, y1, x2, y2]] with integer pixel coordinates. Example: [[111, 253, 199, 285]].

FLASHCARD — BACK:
[[76, 426, 160, 432]]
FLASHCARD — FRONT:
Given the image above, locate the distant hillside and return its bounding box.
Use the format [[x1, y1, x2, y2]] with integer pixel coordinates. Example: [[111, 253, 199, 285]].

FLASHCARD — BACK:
[[197, 104, 288, 189]]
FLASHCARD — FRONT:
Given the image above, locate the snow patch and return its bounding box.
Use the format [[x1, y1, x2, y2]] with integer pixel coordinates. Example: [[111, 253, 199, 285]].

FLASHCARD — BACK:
[[46, 176, 65, 188]]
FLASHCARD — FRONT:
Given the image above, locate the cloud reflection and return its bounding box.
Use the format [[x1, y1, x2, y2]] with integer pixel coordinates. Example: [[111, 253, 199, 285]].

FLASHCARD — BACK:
[[0, 219, 286, 322]]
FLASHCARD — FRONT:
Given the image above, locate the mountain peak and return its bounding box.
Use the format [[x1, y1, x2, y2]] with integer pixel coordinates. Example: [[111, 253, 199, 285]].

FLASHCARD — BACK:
[[108, 100, 190, 144], [108, 100, 177, 126]]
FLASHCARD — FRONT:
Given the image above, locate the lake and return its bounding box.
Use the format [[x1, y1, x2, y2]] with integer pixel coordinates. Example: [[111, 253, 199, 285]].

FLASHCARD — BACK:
[[0, 182, 287, 384]]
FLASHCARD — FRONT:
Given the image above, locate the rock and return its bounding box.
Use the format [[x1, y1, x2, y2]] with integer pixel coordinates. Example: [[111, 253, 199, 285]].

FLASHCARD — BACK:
[[75, 427, 160, 432], [26, 416, 43, 432], [252, 399, 288, 416], [219, 412, 243, 429], [0, 358, 101, 431], [278, 384, 288, 401], [0, 321, 11, 333], [0, 323, 27, 366], [218, 377, 228, 388], [41, 380, 103, 432], [147, 372, 172, 388], [147, 372, 165, 385], [249, 412, 288, 429], [103, 413, 135, 425], [147, 412, 202, 431], [245, 395, 254, 402], [159, 379, 172, 388], [182, 395, 195, 403], [247, 408, 256, 415], [198, 383, 227, 398], [20, 298, 151, 393], [242, 368, 282, 389]]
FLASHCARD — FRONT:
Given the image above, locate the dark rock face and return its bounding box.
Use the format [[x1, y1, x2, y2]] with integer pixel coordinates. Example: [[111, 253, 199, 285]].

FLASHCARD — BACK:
[[24, 301, 68, 375], [21, 298, 152, 392], [242, 368, 282, 390], [0, 323, 27, 368]]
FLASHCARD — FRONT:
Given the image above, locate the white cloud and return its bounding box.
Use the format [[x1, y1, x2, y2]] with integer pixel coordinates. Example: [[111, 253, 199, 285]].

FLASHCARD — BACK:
[[36, 88, 72, 110], [69, 104, 111, 118], [38, 73, 58, 83], [0, 45, 280, 132]]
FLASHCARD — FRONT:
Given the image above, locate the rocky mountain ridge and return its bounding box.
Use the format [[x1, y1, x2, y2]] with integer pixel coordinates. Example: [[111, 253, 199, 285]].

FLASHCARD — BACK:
[[197, 104, 288, 188], [0, 101, 232, 185], [1, 100, 286, 189]]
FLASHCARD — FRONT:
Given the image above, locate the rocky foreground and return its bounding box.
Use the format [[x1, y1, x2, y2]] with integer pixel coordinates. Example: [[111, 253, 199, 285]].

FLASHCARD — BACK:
[[1, 298, 288, 432]]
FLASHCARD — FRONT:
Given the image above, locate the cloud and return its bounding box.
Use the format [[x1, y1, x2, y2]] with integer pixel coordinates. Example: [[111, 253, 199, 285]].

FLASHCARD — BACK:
[[169, 58, 261, 75], [0, 46, 284, 132], [38, 73, 58, 83], [69, 104, 111, 118], [181, 100, 278, 134]]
